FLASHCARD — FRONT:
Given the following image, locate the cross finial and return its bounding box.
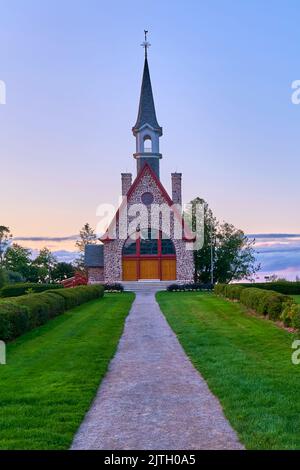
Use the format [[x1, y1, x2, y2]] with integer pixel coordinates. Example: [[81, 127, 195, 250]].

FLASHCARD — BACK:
[[141, 30, 151, 58]]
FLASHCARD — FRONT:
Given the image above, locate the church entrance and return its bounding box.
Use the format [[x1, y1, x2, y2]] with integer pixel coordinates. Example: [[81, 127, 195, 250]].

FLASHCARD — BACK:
[[122, 230, 176, 281]]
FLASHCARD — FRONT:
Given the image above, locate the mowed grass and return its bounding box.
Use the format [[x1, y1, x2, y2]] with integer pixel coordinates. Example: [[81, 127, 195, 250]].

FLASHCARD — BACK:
[[292, 295, 300, 304], [157, 292, 300, 450], [0, 293, 134, 450]]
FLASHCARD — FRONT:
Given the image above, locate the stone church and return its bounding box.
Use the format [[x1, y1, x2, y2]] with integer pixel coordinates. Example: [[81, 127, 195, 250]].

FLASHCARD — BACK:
[[85, 38, 195, 284]]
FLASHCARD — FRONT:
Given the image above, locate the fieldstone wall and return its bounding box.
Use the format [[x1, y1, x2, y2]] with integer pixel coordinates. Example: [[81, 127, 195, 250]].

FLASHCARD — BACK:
[[88, 267, 104, 284], [104, 166, 194, 283], [121, 173, 132, 196], [171, 173, 182, 206]]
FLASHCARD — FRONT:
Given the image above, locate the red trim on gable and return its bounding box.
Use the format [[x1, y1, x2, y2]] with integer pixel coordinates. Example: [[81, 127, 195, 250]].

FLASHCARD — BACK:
[[127, 163, 174, 206], [100, 163, 194, 243]]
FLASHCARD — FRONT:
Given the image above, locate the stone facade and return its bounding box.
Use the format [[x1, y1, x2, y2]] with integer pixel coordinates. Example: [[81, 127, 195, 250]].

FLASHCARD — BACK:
[[88, 267, 104, 284], [103, 165, 194, 283], [89, 49, 195, 284], [171, 173, 182, 205], [121, 173, 132, 196]]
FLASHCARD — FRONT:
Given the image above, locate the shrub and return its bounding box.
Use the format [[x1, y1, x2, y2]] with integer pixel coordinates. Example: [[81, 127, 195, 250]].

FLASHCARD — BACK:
[[281, 303, 300, 328], [223, 285, 246, 300], [167, 283, 213, 292], [0, 283, 63, 298], [6, 271, 25, 284], [238, 287, 292, 321], [257, 291, 292, 320], [0, 285, 104, 342], [104, 283, 124, 292], [238, 281, 300, 295], [239, 288, 262, 311], [214, 284, 227, 296], [0, 302, 30, 341], [292, 306, 300, 330], [48, 285, 104, 309], [167, 284, 181, 292], [0, 269, 7, 289], [12, 293, 66, 328]]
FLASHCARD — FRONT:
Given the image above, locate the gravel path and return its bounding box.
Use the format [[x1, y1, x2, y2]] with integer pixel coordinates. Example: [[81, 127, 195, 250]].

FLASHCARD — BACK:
[[71, 291, 244, 450]]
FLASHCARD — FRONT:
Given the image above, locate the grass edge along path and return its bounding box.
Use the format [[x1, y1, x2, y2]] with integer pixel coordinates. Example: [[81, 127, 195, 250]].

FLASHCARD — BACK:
[[157, 291, 300, 450], [0, 293, 134, 450]]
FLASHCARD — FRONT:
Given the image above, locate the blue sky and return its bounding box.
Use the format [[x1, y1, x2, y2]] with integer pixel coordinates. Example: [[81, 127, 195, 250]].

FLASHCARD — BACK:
[[1, 0, 299, 277]]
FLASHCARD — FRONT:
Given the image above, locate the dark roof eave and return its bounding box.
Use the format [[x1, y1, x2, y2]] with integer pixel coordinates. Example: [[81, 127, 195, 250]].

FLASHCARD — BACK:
[[132, 124, 163, 137]]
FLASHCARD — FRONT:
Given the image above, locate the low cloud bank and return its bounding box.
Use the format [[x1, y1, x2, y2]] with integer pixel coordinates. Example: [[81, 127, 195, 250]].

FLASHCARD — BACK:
[[13, 233, 300, 280]]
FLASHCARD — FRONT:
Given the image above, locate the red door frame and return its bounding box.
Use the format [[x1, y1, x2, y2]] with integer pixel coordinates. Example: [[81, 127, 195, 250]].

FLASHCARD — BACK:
[[122, 232, 176, 281]]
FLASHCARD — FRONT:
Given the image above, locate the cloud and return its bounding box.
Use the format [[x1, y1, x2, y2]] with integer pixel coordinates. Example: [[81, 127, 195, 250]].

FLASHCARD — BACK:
[[13, 232, 300, 279], [252, 234, 300, 280], [52, 250, 80, 263], [247, 233, 300, 239], [14, 235, 78, 243]]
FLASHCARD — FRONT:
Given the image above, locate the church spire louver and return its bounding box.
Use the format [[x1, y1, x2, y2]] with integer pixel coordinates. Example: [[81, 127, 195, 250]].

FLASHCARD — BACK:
[[133, 31, 163, 179]]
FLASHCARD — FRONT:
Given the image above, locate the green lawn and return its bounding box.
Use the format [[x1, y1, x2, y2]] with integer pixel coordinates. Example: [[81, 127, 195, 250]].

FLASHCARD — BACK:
[[0, 293, 134, 450], [157, 291, 300, 450], [292, 295, 300, 304]]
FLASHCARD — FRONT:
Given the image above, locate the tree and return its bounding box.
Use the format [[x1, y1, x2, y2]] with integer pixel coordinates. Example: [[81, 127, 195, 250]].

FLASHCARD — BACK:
[[191, 198, 260, 284], [6, 271, 24, 283], [0, 226, 12, 268], [52, 262, 75, 282], [75, 223, 97, 268], [0, 268, 7, 289], [32, 248, 57, 283], [76, 223, 97, 251], [4, 243, 32, 280]]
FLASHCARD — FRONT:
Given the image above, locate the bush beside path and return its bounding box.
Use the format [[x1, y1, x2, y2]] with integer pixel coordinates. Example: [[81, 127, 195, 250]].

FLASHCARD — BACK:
[[0, 293, 134, 450], [157, 291, 300, 450]]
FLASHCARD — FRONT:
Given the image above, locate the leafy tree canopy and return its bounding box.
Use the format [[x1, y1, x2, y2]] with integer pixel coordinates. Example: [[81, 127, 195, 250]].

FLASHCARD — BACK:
[[52, 262, 75, 282], [191, 198, 260, 284], [0, 226, 13, 268], [75, 223, 98, 269]]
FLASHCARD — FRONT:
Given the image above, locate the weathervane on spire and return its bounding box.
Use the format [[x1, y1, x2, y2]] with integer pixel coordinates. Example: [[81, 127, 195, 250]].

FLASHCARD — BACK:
[[141, 30, 151, 58]]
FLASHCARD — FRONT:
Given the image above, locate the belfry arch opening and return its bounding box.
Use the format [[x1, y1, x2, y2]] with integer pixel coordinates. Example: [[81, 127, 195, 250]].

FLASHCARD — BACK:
[[143, 136, 152, 153], [122, 229, 176, 281]]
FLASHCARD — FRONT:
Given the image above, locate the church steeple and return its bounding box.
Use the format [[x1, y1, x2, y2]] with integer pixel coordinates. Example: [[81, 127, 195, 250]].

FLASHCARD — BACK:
[[133, 32, 163, 179]]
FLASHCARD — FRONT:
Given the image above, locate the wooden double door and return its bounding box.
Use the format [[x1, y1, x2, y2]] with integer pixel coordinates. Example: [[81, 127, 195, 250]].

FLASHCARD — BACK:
[[123, 258, 176, 281]]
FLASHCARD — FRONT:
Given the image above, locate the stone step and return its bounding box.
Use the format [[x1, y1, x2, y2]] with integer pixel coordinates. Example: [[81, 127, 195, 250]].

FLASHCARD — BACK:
[[121, 280, 185, 292]]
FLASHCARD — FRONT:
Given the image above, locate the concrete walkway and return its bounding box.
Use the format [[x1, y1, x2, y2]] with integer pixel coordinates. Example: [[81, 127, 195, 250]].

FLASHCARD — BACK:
[[71, 290, 244, 450]]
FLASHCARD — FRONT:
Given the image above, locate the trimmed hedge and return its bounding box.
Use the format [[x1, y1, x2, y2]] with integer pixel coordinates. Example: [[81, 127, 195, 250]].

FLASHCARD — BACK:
[[104, 283, 124, 292], [12, 292, 66, 328], [0, 285, 104, 342], [0, 302, 30, 341], [0, 282, 63, 298], [47, 285, 104, 309], [167, 283, 213, 292], [239, 281, 300, 295], [215, 283, 299, 329], [281, 303, 300, 329]]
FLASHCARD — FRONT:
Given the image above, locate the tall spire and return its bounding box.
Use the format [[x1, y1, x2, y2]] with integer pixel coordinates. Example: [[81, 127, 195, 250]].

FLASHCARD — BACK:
[[132, 33, 162, 136], [141, 30, 150, 59], [132, 32, 163, 179]]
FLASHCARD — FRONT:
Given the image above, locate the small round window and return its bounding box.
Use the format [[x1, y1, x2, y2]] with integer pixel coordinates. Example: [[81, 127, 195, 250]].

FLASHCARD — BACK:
[[141, 192, 154, 206]]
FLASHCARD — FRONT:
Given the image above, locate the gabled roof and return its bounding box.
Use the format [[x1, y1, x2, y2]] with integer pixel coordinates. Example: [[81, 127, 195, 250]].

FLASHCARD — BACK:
[[100, 163, 194, 243], [84, 244, 104, 268], [132, 58, 162, 136]]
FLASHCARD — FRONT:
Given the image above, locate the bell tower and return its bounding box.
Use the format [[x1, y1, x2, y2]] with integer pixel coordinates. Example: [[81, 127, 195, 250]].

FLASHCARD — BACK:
[[132, 31, 163, 179]]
